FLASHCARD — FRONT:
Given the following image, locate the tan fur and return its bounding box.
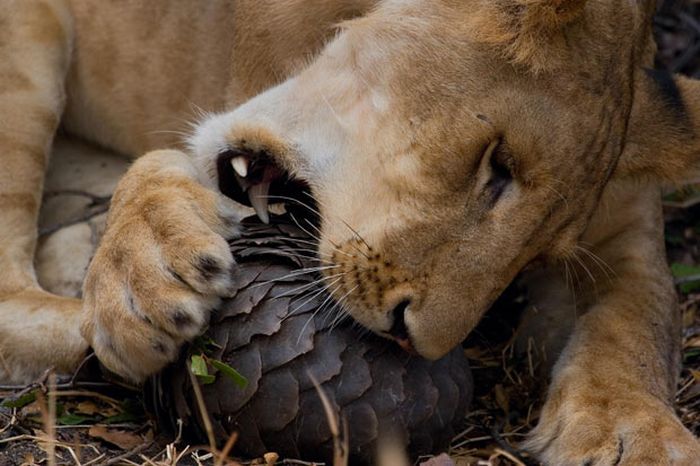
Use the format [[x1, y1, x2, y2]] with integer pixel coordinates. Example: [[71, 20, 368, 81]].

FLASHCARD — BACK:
[[1, 0, 699, 463]]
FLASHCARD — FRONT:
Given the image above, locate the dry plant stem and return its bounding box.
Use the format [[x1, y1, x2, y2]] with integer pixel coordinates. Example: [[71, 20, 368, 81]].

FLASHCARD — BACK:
[[50, 390, 123, 410], [137, 419, 186, 466], [0, 353, 113, 392], [188, 369, 217, 453], [42, 373, 58, 466], [98, 441, 153, 466], [0, 366, 55, 392], [308, 372, 347, 466], [282, 461, 326, 466], [0, 434, 48, 444], [215, 432, 240, 466], [65, 446, 81, 466], [490, 448, 527, 466], [82, 453, 108, 466], [488, 422, 529, 463]]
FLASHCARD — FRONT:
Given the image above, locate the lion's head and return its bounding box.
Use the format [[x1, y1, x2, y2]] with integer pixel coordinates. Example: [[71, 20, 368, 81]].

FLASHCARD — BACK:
[[191, 0, 700, 359]]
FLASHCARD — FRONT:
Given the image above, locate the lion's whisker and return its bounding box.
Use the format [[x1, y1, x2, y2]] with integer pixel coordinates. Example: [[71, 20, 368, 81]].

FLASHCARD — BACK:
[[296, 280, 344, 344], [275, 272, 347, 299], [328, 286, 357, 333], [266, 194, 374, 258], [575, 244, 616, 279], [570, 250, 596, 285], [285, 277, 343, 321], [249, 265, 340, 288]]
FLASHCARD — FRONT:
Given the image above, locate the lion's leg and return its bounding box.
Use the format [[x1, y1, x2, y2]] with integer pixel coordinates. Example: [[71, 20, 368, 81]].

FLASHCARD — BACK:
[[525, 183, 699, 465], [0, 0, 89, 383], [516, 268, 576, 375]]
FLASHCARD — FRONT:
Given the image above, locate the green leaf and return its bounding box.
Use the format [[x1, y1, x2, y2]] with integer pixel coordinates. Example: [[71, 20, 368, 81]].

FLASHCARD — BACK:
[[1, 391, 37, 409], [198, 374, 216, 385], [190, 354, 209, 376], [671, 263, 700, 293], [210, 359, 248, 389], [57, 413, 93, 425], [190, 354, 216, 384]]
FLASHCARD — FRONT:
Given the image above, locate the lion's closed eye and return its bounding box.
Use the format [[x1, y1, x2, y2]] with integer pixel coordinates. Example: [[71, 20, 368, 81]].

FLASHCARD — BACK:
[[478, 139, 514, 206]]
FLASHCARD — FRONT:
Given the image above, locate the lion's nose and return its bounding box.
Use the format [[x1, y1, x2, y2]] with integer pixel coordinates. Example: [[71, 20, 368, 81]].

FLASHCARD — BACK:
[[388, 299, 411, 341]]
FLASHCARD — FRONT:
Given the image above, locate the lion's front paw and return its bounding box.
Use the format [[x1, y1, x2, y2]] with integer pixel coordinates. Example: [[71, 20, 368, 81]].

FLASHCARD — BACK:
[[526, 388, 700, 466], [81, 150, 242, 382]]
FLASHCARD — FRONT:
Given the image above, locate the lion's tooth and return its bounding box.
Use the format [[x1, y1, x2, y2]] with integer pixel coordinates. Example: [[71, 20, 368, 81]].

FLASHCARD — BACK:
[[249, 182, 270, 224], [231, 156, 248, 178]]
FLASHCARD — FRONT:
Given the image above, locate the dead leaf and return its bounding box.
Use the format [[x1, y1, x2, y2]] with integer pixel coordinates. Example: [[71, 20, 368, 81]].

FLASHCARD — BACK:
[[264, 452, 279, 466], [495, 384, 510, 415], [88, 425, 143, 449], [76, 401, 99, 415], [20, 400, 42, 417]]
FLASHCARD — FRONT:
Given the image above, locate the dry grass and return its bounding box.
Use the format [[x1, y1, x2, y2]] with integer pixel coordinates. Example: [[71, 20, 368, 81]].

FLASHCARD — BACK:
[[3, 284, 694, 466]]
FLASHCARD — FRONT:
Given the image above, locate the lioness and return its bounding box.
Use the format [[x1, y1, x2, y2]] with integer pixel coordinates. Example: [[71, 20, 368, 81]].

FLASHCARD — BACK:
[[1, 0, 699, 463]]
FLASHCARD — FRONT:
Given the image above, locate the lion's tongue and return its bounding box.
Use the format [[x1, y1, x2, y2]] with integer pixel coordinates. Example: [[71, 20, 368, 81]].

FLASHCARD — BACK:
[[396, 337, 417, 355]]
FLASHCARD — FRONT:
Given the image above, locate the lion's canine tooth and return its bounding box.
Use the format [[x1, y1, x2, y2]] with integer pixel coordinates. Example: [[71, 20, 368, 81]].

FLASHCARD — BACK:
[[231, 156, 248, 178], [249, 182, 271, 224]]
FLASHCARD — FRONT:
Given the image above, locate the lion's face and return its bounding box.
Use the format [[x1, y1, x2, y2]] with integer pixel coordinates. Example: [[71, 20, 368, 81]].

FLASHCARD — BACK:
[[192, 0, 653, 358]]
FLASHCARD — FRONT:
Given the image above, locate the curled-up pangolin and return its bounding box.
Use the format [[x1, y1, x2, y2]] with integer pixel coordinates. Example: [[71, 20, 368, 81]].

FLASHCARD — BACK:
[[149, 214, 473, 463]]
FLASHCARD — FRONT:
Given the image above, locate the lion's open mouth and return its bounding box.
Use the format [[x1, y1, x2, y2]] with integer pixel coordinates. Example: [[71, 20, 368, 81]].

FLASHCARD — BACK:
[[216, 149, 316, 224]]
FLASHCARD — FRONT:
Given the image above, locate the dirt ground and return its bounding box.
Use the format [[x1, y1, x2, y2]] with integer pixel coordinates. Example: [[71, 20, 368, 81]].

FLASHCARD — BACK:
[[2, 1, 700, 465]]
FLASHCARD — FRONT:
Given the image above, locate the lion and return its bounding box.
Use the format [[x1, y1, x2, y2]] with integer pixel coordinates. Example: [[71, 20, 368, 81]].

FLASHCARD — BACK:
[[1, 0, 699, 463]]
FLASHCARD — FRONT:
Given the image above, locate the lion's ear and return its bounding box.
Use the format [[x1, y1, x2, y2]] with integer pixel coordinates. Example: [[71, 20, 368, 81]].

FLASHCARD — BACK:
[[614, 71, 700, 183], [470, 0, 588, 70]]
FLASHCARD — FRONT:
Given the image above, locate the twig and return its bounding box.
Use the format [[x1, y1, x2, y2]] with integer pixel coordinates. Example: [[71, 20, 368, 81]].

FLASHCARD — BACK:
[[308, 372, 347, 466], [490, 448, 527, 466], [0, 410, 15, 435], [45, 373, 58, 466], [139, 419, 185, 465], [53, 424, 141, 430], [97, 441, 153, 466], [188, 369, 217, 453], [50, 390, 123, 410], [282, 460, 325, 466], [0, 434, 46, 444], [214, 432, 239, 466], [81, 453, 107, 466], [65, 445, 82, 466], [488, 422, 531, 466], [0, 366, 55, 393]]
